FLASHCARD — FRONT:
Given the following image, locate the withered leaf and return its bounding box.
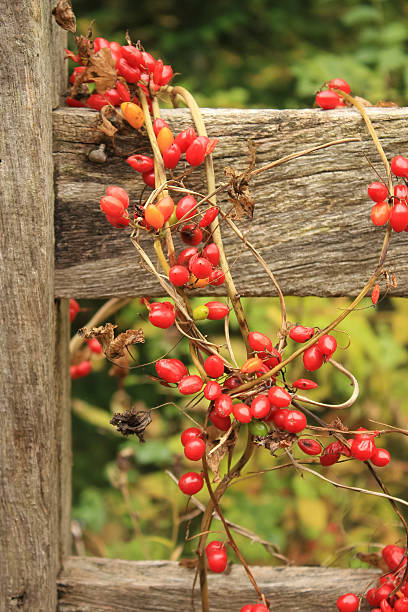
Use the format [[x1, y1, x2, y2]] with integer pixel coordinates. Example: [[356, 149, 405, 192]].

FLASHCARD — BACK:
[[79, 324, 144, 360], [52, 0, 76, 32], [110, 409, 152, 441], [327, 417, 348, 432], [206, 429, 237, 482], [375, 101, 399, 108], [224, 141, 256, 219], [255, 430, 296, 455], [73, 47, 117, 96], [357, 552, 388, 571], [74, 35, 93, 65], [98, 106, 118, 137]]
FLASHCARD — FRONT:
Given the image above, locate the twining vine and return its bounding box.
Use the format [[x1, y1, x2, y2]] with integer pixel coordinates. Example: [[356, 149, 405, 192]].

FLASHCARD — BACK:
[[57, 3, 408, 611]]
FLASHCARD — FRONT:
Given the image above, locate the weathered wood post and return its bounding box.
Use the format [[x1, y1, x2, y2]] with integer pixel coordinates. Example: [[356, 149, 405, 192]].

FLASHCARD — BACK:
[[0, 2, 69, 610]]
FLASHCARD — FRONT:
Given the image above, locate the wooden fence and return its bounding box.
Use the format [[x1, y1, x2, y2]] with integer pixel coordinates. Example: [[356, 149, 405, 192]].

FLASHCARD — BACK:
[[2, 1, 407, 610]]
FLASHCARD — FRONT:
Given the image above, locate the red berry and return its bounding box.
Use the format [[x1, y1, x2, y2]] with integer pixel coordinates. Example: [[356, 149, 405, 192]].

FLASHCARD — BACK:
[[250, 395, 271, 419], [239, 606, 253, 612], [94, 37, 110, 52], [209, 268, 225, 286], [202, 243, 220, 267], [181, 427, 202, 446], [320, 442, 342, 466], [100, 195, 125, 217], [115, 80, 131, 102], [66, 97, 86, 108], [205, 541, 225, 555], [142, 170, 156, 188], [372, 284, 380, 304], [371, 447, 391, 467], [233, 403, 252, 423], [375, 583, 394, 603], [72, 360, 92, 379], [371, 202, 391, 226], [121, 45, 143, 68], [148, 304, 175, 329], [162, 143, 181, 169], [69, 298, 80, 323], [283, 409, 307, 433], [152, 59, 163, 85], [152, 118, 169, 136], [289, 325, 315, 343], [159, 64, 173, 86], [126, 154, 154, 173], [214, 394, 233, 417], [336, 593, 359, 612], [258, 348, 281, 369], [209, 409, 231, 431], [189, 256, 212, 279], [177, 247, 199, 266], [292, 378, 318, 390], [86, 338, 102, 354], [169, 265, 189, 287], [316, 90, 341, 109], [350, 437, 375, 461], [268, 386, 292, 408], [390, 202, 408, 232], [205, 301, 229, 320], [382, 544, 406, 571], [298, 439, 322, 455], [204, 355, 224, 378], [178, 375, 203, 395], [174, 127, 197, 153], [366, 588, 379, 606], [186, 137, 207, 166], [248, 331, 273, 353], [178, 472, 203, 495], [204, 380, 222, 400], [141, 51, 156, 73], [103, 88, 121, 106], [394, 183, 408, 203], [117, 58, 141, 83], [328, 78, 351, 94], [199, 207, 219, 227], [176, 195, 198, 221], [317, 334, 337, 357], [223, 376, 241, 389], [207, 548, 227, 572], [184, 438, 206, 461], [252, 606, 268, 612], [155, 358, 188, 383], [303, 345, 324, 371], [391, 155, 408, 177], [368, 181, 388, 202], [180, 224, 203, 246], [394, 598, 408, 611], [273, 409, 289, 429]]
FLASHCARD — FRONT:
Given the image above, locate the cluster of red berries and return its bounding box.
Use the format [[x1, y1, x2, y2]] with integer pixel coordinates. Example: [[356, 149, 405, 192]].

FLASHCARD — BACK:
[[170, 241, 225, 290], [66, 37, 173, 110], [69, 299, 102, 379], [100, 186, 131, 228], [337, 544, 408, 611], [127, 118, 217, 190], [297, 427, 390, 467], [315, 78, 351, 110], [289, 325, 337, 371], [368, 156, 408, 233]]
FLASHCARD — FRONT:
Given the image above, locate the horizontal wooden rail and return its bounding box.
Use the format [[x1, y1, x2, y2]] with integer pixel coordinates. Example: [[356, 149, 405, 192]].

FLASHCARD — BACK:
[[57, 557, 377, 611], [54, 106, 408, 299]]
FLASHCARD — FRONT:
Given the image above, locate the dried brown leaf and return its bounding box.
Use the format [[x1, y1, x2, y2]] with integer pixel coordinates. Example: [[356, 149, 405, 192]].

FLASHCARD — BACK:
[[224, 141, 256, 219], [109, 354, 129, 381], [52, 0, 76, 32], [98, 106, 118, 137], [110, 409, 152, 441], [75, 47, 117, 95], [328, 417, 348, 432], [357, 552, 388, 571], [255, 430, 296, 455], [206, 429, 238, 482], [78, 324, 144, 360], [73, 35, 93, 64], [375, 101, 399, 108]]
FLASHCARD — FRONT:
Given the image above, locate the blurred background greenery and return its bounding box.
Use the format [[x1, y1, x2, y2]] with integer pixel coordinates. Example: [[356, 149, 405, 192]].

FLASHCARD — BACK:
[[69, 0, 408, 567]]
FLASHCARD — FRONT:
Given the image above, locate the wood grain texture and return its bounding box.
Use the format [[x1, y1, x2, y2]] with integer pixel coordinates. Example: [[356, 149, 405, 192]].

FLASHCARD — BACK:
[[57, 557, 377, 611], [0, 1, 66, 610], [54, 106, 408, 298]]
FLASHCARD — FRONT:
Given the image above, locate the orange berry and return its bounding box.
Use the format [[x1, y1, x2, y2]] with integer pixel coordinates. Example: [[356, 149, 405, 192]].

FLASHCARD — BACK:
[[190, 274, 209, 288], [156, 196, 175, 222], [241, 357, 263, 374], [157, 127, 174, 154], [120, 102, 145, 129], [145, 204, 164, 230]]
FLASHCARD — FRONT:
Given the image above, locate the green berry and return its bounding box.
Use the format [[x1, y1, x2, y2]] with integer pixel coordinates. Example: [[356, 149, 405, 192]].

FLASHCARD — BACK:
[[249, 421, 269, 436], [193, 305, 209, 320]]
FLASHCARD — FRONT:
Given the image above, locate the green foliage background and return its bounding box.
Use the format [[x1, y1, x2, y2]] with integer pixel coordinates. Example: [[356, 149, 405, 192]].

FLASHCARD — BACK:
[[70, 0, 408, 567]]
